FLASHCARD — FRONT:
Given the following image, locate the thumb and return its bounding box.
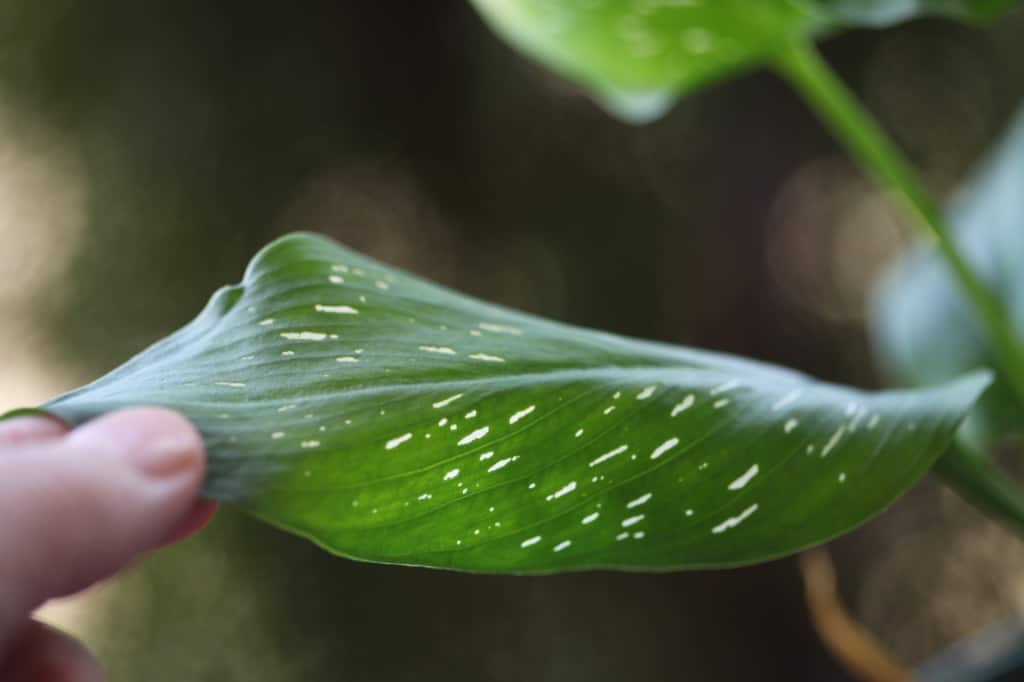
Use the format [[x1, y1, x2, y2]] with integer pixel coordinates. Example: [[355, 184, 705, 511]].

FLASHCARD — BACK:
[[0, 408, 206, 631]]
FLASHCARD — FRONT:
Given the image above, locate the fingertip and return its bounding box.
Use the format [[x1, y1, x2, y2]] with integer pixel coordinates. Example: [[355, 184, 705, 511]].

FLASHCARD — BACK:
[[0, 416, 69, 447], [0, 407, 210, 613], [161, 501, 218, 548]]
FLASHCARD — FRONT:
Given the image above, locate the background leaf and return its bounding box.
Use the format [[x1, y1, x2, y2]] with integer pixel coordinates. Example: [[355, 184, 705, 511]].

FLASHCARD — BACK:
[[20, 233, 988, 573], [469, 0, 813, 123], [469, 0, 1020, 123], [809, 0, 1021, 26], [871, 108, 1024, 447]]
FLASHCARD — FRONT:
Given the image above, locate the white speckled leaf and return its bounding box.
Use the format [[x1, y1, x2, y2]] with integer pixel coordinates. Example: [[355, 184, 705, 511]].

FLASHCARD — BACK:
[[16, 233, 988, 573], [469, 0, 1019, 123]]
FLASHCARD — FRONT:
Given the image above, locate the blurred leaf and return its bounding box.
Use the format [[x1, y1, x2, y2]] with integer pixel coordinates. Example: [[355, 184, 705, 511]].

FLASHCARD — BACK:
[[871, 109, 1024, 447], [470, 0, 813, 123], [17, 233, 987, 572], [469, 0, 1019, 123], [810, 0, 1020, 26]]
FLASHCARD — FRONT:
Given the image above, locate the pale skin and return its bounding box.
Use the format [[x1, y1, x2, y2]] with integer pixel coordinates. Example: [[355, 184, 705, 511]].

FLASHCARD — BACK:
[[0, 408, 215, 681]]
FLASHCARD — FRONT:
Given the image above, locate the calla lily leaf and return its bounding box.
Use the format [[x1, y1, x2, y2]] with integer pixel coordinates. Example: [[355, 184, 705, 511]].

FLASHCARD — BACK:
[[12, 232, 989, 573], [469, 0, 1019, 124]]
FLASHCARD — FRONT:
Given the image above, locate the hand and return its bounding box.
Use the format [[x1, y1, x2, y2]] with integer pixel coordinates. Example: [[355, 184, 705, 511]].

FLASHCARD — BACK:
[[0, 408, 215, 681]]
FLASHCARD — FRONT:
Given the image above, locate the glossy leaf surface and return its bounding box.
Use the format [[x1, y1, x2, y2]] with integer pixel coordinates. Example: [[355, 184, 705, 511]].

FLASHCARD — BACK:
[[469, 0, 1019, 123], [871, 110, 1024, 446], [19, 233, 988, 572]]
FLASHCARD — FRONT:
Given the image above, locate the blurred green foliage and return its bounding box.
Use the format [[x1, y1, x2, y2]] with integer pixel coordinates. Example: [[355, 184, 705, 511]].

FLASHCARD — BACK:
[[872, 108, 1024, 449], [469, 0, 1019, 123]]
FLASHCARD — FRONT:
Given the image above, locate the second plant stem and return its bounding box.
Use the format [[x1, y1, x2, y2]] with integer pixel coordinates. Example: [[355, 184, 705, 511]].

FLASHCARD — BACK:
[[775, 41, 1024, 407]]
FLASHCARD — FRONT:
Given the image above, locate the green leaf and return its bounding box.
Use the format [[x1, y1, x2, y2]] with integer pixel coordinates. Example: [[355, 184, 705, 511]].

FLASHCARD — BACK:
[[468, 0, 1019, 124], [810, 0, 1020, 26], [470, 0, 814, 123], [871, 109, 1024, 447], [14, 233, 988, 573]]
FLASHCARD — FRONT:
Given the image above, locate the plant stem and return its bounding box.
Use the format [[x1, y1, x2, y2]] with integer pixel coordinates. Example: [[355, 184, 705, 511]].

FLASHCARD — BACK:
[[775, 41, 1024, 407], [934, 443, 1024, 538]]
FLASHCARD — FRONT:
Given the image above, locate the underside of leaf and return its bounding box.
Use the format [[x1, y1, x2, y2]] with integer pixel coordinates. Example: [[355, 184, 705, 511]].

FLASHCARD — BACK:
[[17, 233, 989, 573]]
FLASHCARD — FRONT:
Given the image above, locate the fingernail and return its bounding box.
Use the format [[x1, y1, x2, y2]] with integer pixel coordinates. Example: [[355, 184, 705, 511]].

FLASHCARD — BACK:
[[132, 433, 202, 478], [72, 408, 204, 480]]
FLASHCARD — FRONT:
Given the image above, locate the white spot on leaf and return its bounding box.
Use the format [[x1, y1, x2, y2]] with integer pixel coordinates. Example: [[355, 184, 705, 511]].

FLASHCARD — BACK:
[[478, 323, 523, 335], [314, 304, 358, 315], [671, 395, 695, 416], [488, 457, 514, 473], [420, 346, 456, 355], [772, 390, 802, 412], [650, 437, 679, 460], [386, 433, 413, 450], [636, 385, 657, 400], [710, 379, 740, 396], [627, 493, 652, 508], [621, 515, 645, 528], [590, 445, 627, 467], [550, 481, 577, 500], [281, 331, 328, 341], [432, 393, 464, 409], [509, 405, 536, 424], [822, 426, 846, 457], [711, 504, 759, 534], [469, 353, 505, 363], [458, 426, 489, 446], [727, 464, 760, 491]]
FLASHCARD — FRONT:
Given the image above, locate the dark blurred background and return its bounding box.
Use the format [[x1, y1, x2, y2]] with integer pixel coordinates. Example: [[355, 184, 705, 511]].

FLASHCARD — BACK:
[[1, 2, 1023, 680]]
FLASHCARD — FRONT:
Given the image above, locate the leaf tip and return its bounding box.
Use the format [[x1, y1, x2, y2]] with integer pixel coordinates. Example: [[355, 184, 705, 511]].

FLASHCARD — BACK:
[[941, 368, 996, 410], [242, 231, 344, 281], [593, 87, 677, 125]]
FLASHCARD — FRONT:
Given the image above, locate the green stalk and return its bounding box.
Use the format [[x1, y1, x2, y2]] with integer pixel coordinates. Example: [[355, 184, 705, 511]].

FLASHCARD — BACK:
[[774, 41, 1024, 408], [934, 443, 1024, 537]]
